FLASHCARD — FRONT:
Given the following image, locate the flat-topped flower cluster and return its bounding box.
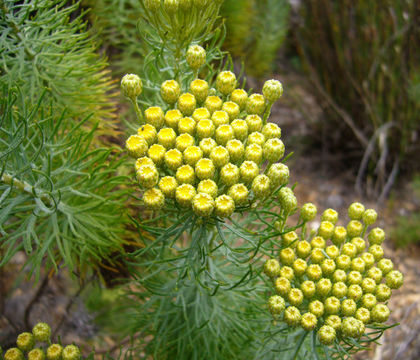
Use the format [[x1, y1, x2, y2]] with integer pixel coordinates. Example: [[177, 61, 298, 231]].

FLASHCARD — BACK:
[[264, 202, 404, 345], [123, 49, 288, 218]]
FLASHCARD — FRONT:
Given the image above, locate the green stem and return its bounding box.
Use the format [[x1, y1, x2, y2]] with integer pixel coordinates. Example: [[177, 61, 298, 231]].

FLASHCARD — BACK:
[[131, 98, 144, 124], [292, 330, 309, 360], [263, 101, 274, 124]]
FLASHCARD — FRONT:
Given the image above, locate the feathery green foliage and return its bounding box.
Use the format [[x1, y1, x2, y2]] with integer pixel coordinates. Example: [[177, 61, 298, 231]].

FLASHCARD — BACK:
[[0, 0, 119, 138]]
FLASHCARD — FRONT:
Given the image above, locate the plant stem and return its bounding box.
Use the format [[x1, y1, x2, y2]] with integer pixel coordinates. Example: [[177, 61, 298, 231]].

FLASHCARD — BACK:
[[130, 98, 144, 124]]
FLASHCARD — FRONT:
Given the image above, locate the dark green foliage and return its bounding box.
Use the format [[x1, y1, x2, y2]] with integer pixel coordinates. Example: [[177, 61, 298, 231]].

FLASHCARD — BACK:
[[0, 0, 119, 138], [0, 85, 129, 277]]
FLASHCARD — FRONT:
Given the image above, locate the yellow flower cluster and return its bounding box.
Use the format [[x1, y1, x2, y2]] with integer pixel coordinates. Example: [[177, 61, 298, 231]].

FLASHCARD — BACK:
[[3, 322, 80, 360], [125, 68, 287, 218], [264, 203, 403, 345]]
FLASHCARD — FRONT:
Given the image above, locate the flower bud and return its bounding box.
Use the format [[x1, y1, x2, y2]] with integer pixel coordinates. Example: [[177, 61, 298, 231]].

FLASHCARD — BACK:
[[252, 174, 271, 199], [351, 237, 366, 254], [28, 348, 45, 360], [310, 248, 325, 264], [306, 264, 322, 281], [363, 209, 378, 225], [228, 183, 249, 205], [280, 266, 294, 280], [317, 325, 336, 345], [199, 138, 217, 157], [190, 79, 209, 104], [178, 117, 196, 135], [355, 307, 371, 324], [361, 278, 376, 294], [195, 158, 215, 180], [135, 157, 154, 172], [301, 312, 317, 331], [197, 179, 218, 198], [267, 163, 289, 189], [279, 247, 295, 266], [360, 294, 377, 310], [264, 259, 281, 278], [211, 110, 230, 127], [157, 128, 177, 149], [220, 163, 240, 186], [222, 101, 240, 121], [148, 144, 166, 165], [262, 122, 281, 140], [376, 284, 391, 302], [275, 277, 291, 297], [325, 315, 341, 331], [210, 146, 230, 167], [164, 148, 183, 170], [347, 220, 363, 238], [371, 304, 390, 323], [192, 193, 214, 217], [262, 79, 283, 103], [341, 317, 364, 338], [246, 94, 265, 115], [331, 226, 347, 246], [32, 323, 51, 342], [216, 71, 237, 96], [17, 332, 35, 352], [321, 208, 339, 224], [137, 164, 159, 189], [226, 139, 244, 163], [385, 270, 403, 289], [4, 348, 24, 360], [192, 107, 211, 122], [215, 194, 235, 218], [296, 240, 311, 259], [341, 299, 357, 316], [292, 258, 307, 277], [46, 344, 63, 360], [284, 306, 301, 327], [318, 221, 334, 239], [121, 74, 142, 99], [215, 124, 234, 145], [186, 45, 206, 70], [324, 296, 340, 315], [377, 258, 393, 275], [316, 278, 332, 297], [332, 269, 347, 283], [268, 295, 285, 316], [332, 282, 347, 298], [62, 345, 80, 360], [300, 280, 316, 298], [348, 202, 365, 220], [368, 227, 385, 245], [239, 161, 259, 184], [143, 188, 165, 210], [326, 245, 339, 259], [183, 146, 203, 166], [351, 257, 366, 273], [347, 284, 362, 298], [361, 252, 375, 268], [263, 138, 285, 163], [175, 184, 196, 207], [165, 109, 183, 129], [230, 119, 248, 141], [367, 267, 383, 284], [230, 89, 248, 110], [145, 106, 165, 129], [176, 133, 195, 152], [204, 96, 223, 114], [278, 187, 297, 213], [245, 115, 263, 132], [369, 244, 384, 261], [158, 176, 178, 198], [301, 203, 317, 222], [342, 243, 357, 258], [248, 131, 266, 146], [161, 79, 180, 104], [176, 164, 195, 184], [195, 119, 215, 140], [245, 143, 263, 164], [178, 93, 197, 116], [335, 254, 351, 271], [126, 135, 148, 158], [137, 124, 157, 146], [309, 300, 324, 318], [310, 236, 326, 249], [321, 259, 336, 276]]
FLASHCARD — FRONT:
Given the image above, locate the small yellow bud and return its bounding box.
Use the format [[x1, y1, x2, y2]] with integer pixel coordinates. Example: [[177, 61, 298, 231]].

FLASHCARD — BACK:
[[32, 322, 51, 342], [62, 345, 81, 360], [335, 254, 351, 271], [46, 344, 63, 360], [190, 79, 209, 104], [262, 122, 281, 140], [4, 348, 24, 360], [199, 137, 217, 157], [227, 183, 249, 205], [341, 299, 357, 316], [183, 146, 203, 166], [325, 315, 342, 331], [282, 231, 298, 247], [375, 284, 392, 302], [279, 247, 296, 266], [267, 163, 289, 188], [262, 79, 283, 103], [369, 244, 384, 261], [377, 258, 393, 275], [355, 307, 371, 324], [310, 248, 325, 264], [264, 259, 281, 278], [310, 236, 326, 249], [192, 193, 214, 216], [164, 109, 183, 129], [361, 278, 376, 294], [275, 276, 291, 297], [248, 132, 266, 146], [157, 127, 177, 149], [331, 282, 347, 298], [385, 270, 403, 289], [360, 293, 377, 310], [341, 317, 364, 338], [239, 160, 259, 184], [347, 220, 363, 238], [332, 269, 347, 283], [288, 288, 304, 306], [164, 148, 183, 170], [251, 174, 271, 199], [178, 117, 196, 135], [292, 258, 307, 277], [263, 138, 285, 163], [220, 163, 240, 186], [161, 79, 180, 104], [324, 296, 340, 315], [321, 208, 339, 224], [204, 96, 223, 114], [301, 312, 317, 331], [216, 71, 237, 96], [121, 73, 142, 99], [331, 226, 347, 245], [222, 101, 240, 120], [137, 164, 159, 189], [321, 259, 336, 276], [306, 264, 322, 281], [196, 119, 215, 139], [176, 165, 195, 184], [214, 194, 235, 218], [363, 209, 378, 225], [309, 300, 324, 318], [195, 158, 215, 180], [148, 144, 166, 165], [301, 203, 317, 222], [215, 124, 235, 145], [361, 252, 376, 268], [278, 187, 297, 213], [186, 45, 206, 70], [230, 119, 248, 141], [126, 135, 148, 158], [159, 176, 178, 198], [137, 123, 157, 146], [268, 295, 285, 316], [226, 139, 244, 163], [211, 110, 230, 127], [342, 243, 357, 258], [300, 280, 316, 298], [284, 306, 301, 327], [245, 143, 263, 164], [368, 227, 385, 245], [245, 114, 263, 132], [351, 257, 366, 273], [175, 183, 196, 207], [316, 278, 332, 297], [178, 93, 197, 116], [317, 325, 336, 345], [197, 179, 218, 198], [318, 221, 334, 239], [145, 106, 165, 129], [230, 89, 248, 110], [210, 146, 230, 167], [280, 265, 294, 280], [17, 332, 35, 352], [192, 107, 211, 122], [246, 94, 265, 115], [348, 202, 365, 220], [135, 157, 154, 171], [367, 266, 383, 284], [176, 133, 195, 152], [351, 237, 366, 253]]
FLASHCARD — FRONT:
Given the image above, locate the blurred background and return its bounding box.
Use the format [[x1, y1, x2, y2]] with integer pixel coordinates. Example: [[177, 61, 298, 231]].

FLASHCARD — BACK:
[[1, 0, 420, 358]]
